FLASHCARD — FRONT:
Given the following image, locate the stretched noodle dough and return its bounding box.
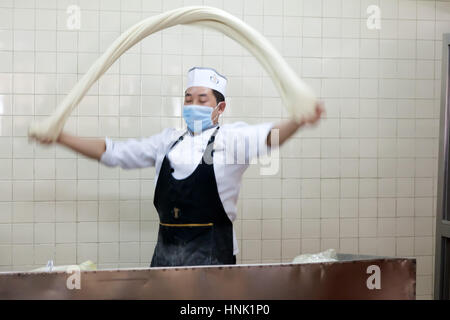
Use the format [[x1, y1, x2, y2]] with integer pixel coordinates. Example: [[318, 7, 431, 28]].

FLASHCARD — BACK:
[[28, 6, 317, 141]]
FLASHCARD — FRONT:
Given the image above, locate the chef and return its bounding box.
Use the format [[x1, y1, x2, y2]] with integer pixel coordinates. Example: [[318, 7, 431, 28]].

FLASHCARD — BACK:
[[34, 67, 324, 267]]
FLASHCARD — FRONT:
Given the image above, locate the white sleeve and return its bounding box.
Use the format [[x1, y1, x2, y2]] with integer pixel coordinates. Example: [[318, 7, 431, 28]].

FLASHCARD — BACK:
[[99, 128, 171, 169]]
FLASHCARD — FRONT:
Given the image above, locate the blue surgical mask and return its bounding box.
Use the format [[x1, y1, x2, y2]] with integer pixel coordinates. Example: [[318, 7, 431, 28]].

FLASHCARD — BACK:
[[182, 104, 219, 133]]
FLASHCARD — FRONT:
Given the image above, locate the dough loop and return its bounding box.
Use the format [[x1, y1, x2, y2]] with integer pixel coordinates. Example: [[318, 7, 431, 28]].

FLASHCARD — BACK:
[[28, 6, 317, 141]]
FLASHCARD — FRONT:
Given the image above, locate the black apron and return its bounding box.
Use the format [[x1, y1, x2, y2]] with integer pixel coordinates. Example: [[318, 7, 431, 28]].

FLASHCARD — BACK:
[[150, 126, 235, 267]]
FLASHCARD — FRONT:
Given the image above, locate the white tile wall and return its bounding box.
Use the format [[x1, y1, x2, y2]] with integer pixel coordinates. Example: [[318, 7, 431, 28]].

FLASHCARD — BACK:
[[0, 0, 446, 298]]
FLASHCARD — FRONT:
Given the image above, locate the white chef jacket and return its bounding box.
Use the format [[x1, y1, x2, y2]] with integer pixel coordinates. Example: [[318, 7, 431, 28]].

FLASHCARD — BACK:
[[100, 121, 275, 255]]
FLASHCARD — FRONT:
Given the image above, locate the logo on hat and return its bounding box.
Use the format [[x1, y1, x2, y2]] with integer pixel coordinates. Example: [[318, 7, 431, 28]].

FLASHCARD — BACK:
[[210, 74, 219, 85]]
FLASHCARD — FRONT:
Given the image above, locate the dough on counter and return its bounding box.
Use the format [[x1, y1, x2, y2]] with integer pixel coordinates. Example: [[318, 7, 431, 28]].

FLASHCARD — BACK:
[[28, 6, 317, 141], [292, 249, 338, 264]]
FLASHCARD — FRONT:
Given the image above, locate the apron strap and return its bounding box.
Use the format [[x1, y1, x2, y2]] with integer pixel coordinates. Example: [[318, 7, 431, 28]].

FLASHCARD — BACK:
[[208, 125, 220, 143], [170, 126, 221, 152], [204, 126, 220, 158], [168, 130, 188, 151]]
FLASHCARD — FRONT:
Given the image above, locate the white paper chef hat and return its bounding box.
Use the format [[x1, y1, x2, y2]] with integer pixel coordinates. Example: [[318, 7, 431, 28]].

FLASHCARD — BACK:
[[186, 67, 227, 97]]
